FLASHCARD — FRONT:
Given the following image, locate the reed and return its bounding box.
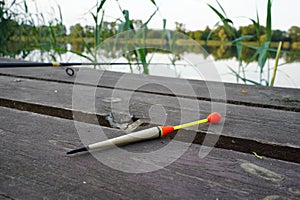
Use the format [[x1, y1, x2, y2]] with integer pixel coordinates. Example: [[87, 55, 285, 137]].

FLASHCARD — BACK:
[[59, 0, 161, 73], [2, 0, 299, 87], [208, 0, 276, 86], [270, 41, 282, 86]]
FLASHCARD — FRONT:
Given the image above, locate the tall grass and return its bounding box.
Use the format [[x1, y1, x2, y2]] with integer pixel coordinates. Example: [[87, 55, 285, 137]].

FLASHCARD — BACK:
[[117, 3, 159, 74], [3, 0, 298, 86], [0, 0, 30, 58], [0, 0, 68, 61], [1, 0, 192, 74], [74, 0, 107, 63], [208, 0, 280, 86], [62, 0, 161, 73]]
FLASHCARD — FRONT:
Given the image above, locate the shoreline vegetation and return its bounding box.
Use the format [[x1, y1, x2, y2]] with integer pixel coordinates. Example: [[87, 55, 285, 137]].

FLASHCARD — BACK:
[[1, 0, 300, 86], [2, 22, 300, 54], [1, 1, 300, 59], [2, 24, 300, 64], [4, 35, 299, 64]]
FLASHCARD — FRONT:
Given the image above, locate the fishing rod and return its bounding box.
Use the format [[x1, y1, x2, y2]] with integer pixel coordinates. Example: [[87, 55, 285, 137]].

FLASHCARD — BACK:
[[67, 112, 222, 155], [0, 62, 147, 76], [0, 61, 200, 76]]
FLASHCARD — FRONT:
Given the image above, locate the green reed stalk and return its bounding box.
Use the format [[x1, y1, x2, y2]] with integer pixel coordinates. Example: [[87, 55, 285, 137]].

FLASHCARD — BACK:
[[208, 0, 274, 86], [270, 41, 282, 87]]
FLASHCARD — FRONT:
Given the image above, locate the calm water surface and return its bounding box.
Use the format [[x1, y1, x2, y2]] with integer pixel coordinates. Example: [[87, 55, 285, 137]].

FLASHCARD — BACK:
[[26, 50, 300, 89]]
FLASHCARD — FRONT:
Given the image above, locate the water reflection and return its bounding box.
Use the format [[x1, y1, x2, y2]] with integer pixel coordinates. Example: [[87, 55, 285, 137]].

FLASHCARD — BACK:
[[7, 39, 300, 88]]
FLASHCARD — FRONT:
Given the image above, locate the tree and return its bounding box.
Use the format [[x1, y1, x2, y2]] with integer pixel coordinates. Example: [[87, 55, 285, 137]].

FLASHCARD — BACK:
[[84, 25, 94, 38], [211, 25, 235, 41], [193, 30, 203, 41], [288, 26, 300, 42], [70, 23, 84, 38], [0, 0, 19, 56], [238, 24, 265, 41], [108, 21, 117, 36], [0, 18, 19, 56], [201, 26, 211, 40], [187, 31, 194, 39], [212, 26, 226, 41], [50, 23, 67, 37], [39, 25, 51, 36], [271, 29, 288, 42]]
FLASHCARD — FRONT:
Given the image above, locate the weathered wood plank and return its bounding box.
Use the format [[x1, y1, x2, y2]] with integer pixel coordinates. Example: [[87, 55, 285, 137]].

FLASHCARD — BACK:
[[0, 66, 299, 111], [1, 107, 299, 199], [0, 75, 299, 163]]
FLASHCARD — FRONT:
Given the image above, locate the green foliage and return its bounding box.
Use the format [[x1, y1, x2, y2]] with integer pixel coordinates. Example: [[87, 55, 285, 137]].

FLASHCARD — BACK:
[[60, 0, 161, 73], [266, 0, 272, 42], [0, 0, 67, 60], [239, 24, 265, 41], [107, 0, 161, 74], [0, 0, 20, 56], [208, 0, 286, 86], [288, 26, 300, 42], [271, 30, 288, 42], [207, 1, 235, 38], [1, 0, 300, 86], [70, 24, 85, 38]]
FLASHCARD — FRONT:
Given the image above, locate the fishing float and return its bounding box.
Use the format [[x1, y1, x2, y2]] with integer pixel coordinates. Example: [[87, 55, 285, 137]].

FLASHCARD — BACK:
[[66, 112, 222, 156]]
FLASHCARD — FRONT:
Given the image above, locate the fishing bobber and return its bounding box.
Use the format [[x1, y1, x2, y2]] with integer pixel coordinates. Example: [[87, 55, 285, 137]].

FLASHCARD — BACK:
[[67, 112, 222, 155], [207, 112, 222, 124]]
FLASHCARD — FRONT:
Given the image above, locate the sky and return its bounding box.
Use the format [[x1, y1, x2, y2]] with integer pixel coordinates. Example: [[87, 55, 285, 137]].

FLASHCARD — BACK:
[[11, 0, 300, 32]]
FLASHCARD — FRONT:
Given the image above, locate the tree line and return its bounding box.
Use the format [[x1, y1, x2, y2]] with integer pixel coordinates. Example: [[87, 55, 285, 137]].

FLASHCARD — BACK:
[[68, 21, 300, 44], [1, 0, 300, 59], [1, 16, 300, 58], [185, 25, 300, 43]]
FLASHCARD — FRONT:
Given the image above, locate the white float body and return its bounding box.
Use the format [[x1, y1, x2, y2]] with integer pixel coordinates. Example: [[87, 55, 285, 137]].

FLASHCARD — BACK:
[[88, 127, 161, 151]]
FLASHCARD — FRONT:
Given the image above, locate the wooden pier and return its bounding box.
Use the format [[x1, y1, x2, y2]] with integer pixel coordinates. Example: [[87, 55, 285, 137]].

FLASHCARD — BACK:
[[0, 62, 299, 199]]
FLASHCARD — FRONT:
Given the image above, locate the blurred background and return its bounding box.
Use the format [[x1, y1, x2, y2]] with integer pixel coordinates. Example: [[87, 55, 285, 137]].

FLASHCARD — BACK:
[[1, 0, 300, 88]]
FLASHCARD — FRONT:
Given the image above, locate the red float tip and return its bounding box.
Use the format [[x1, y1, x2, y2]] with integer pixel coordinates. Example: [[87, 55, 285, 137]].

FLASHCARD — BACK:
[[207, 112, 222, 124], [160, 126, 175, 136]]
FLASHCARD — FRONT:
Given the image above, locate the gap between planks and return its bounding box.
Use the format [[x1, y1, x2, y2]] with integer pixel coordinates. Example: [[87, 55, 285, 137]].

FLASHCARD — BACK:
[[0, 97, 299, 164], [0, 72, 299, 112]]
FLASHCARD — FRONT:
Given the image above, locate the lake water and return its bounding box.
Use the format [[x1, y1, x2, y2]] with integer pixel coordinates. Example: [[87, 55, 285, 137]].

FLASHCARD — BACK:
[[25, 49, 300, 89]]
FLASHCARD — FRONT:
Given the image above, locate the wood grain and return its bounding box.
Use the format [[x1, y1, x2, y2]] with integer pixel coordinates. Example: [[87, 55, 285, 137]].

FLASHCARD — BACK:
[[0, 65, 299, 111], [1, 60, 299, 199], [0, 74, 299, 162], [0, 107, 299, 199]]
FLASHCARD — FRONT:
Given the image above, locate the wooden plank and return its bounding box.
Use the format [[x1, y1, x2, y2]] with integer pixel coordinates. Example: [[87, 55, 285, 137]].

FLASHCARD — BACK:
[[0, 75, 299, 163], [0, 107, 299, 199], [0, 65, 299, 111]]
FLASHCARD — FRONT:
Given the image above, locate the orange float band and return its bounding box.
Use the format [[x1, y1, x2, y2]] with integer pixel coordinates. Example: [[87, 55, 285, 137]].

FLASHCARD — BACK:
[[158, 126, 175, 137]]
